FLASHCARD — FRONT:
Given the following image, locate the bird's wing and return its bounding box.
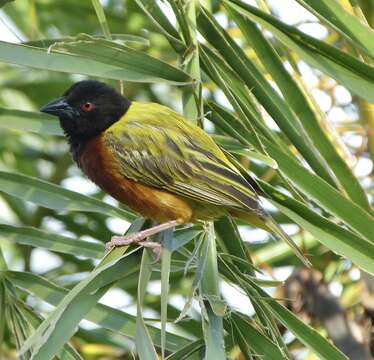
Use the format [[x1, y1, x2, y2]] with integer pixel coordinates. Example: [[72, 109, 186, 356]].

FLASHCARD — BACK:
[[103, 102, 262, 214]]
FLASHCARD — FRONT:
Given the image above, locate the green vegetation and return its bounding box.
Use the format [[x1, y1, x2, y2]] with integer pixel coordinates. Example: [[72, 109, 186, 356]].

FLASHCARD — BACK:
[[0, 0, 373, 359]]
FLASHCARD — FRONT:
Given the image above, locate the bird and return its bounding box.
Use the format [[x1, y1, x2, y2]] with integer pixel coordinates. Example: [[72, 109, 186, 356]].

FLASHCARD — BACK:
[[40, 80, 307, 264]]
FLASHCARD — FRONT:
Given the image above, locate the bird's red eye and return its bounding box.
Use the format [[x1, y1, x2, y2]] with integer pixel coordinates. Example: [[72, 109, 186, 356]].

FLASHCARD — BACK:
[[81, 102, 94, 112]]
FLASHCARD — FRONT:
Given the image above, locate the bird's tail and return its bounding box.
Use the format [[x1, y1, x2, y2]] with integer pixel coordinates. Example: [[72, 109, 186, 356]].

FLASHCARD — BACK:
[[232, 210, 310, 267]]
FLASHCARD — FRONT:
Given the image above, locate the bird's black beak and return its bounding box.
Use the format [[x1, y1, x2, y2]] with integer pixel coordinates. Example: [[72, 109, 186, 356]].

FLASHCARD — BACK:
[[40, 97, 73, 117]]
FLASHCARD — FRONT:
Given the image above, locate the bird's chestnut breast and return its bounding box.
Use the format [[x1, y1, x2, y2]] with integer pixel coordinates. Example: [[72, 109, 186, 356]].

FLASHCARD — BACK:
[[76, 134, 193, 223]]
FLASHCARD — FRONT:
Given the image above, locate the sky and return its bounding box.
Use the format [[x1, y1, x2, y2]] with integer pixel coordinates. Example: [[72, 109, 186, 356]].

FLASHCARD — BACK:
[[0, 10, 21, 42]]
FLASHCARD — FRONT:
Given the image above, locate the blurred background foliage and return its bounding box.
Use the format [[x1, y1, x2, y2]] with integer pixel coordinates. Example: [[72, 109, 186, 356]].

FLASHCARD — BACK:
[[0, 0, 374, 359]]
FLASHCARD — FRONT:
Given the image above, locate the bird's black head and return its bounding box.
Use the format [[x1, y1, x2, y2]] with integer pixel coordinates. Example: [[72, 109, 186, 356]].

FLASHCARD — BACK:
[[40, 80, 130, 144]]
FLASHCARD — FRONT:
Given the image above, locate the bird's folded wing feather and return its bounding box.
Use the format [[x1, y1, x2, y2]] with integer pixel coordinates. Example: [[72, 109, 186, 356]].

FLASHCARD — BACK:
[[103, 104, 262, 214]]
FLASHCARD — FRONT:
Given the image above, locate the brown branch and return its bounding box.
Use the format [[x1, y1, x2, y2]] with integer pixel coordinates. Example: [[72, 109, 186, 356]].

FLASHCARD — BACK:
[[282, 268, 371, 360]]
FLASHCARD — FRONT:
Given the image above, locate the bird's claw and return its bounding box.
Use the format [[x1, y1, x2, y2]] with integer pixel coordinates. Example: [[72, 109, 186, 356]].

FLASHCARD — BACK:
[[105, 235, 162, 261], [105, 234, 141, 251], [140, 241, 162, 263]]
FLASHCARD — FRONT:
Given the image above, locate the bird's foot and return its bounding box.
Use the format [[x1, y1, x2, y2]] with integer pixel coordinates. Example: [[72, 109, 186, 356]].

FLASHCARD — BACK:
[[105, 219, 181, 259], [140, 240, 162, 262], [106, 235, 162, 259], [105, 233, 157, 250]]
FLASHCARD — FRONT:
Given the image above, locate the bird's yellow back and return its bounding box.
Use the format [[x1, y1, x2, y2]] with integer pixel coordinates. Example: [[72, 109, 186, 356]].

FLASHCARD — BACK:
[[107, 102, 238, 172]]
